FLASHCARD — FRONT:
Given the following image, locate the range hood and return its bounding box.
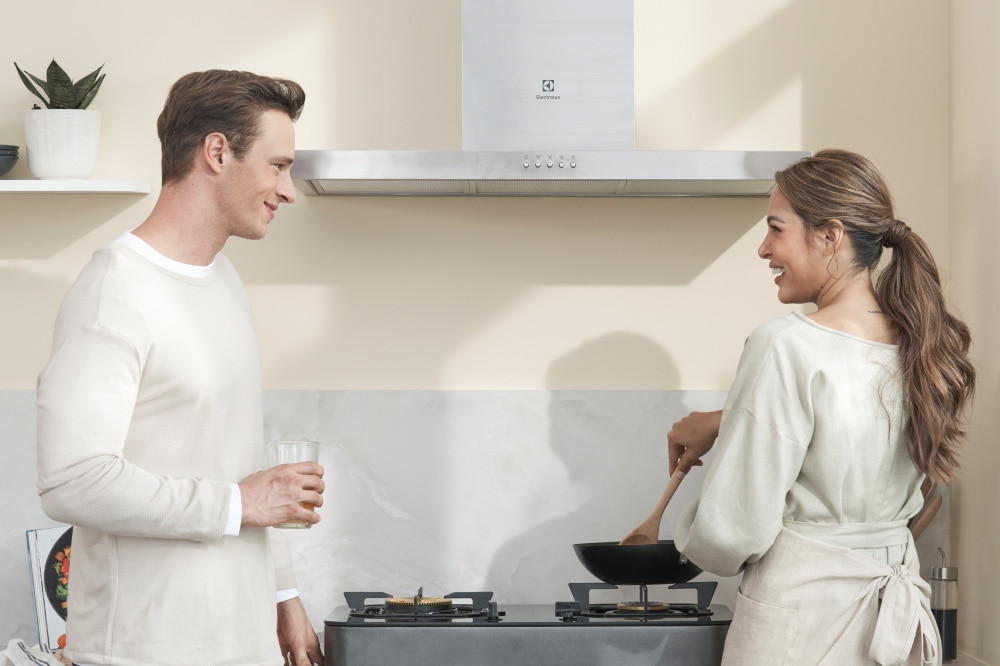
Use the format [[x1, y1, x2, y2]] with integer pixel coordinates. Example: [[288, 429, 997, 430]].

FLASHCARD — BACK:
[[292, 149, 809, 197], [292, 1, 808, 197]]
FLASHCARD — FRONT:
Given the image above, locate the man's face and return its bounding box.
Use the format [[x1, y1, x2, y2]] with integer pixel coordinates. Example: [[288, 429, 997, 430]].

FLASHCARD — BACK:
[[221, 109, 297, 240]]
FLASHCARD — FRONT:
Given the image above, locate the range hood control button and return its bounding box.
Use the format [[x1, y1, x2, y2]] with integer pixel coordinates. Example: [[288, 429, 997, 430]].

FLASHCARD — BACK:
[[547, 161, 553, 168]]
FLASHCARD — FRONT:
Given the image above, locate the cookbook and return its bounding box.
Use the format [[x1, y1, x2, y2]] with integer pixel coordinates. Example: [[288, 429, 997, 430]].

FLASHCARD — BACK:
[[25, 525, 72, 653]]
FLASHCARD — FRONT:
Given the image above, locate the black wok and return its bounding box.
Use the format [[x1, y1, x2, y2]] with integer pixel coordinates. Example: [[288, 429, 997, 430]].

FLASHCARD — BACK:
[[573, 540, 701, 586]]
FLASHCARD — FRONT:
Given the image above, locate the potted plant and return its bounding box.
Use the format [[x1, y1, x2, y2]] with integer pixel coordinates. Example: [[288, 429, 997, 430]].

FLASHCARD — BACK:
[[14, 60, 105, 179]]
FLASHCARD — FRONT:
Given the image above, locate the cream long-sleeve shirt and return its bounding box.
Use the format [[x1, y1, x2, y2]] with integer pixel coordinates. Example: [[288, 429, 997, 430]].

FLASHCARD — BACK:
[[675, 312, 926, 577], [37, 234, 293, 666]]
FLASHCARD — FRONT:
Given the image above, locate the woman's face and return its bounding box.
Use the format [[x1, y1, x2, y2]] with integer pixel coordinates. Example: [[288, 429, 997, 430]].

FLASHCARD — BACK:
[[758, 188, 831, 305]]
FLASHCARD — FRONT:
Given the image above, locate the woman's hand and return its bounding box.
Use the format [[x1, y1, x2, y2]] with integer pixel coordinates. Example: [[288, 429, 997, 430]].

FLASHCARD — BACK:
[[668, 410, 723, 475]]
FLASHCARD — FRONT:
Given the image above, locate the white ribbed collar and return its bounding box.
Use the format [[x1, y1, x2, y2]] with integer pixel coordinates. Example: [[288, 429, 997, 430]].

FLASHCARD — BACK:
[[114, 231, 215, 278]]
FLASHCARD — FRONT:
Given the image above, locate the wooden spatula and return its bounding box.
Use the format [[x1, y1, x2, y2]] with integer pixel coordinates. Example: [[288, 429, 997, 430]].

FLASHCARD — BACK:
[[620, 469, 686, 546]]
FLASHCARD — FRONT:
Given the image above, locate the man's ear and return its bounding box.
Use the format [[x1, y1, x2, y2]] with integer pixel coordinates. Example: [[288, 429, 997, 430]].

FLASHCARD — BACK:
[[202, 132, 228, 173]]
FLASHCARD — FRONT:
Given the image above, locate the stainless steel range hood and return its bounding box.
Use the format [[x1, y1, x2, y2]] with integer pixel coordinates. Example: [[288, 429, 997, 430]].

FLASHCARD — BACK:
[[291, 149, 810, 197], [292, 1, 808, 197]]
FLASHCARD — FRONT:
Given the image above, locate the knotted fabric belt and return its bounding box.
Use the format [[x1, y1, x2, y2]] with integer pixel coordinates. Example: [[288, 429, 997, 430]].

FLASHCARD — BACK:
[[870, 562, 940, 665]]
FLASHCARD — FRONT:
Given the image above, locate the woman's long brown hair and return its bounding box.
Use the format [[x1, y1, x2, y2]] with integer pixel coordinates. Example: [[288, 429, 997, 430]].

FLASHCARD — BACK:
[[775, 149, 975, 482]]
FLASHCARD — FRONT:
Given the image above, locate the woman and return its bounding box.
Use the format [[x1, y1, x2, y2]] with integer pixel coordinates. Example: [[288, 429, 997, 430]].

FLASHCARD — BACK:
[[669, 149, 975, 665]]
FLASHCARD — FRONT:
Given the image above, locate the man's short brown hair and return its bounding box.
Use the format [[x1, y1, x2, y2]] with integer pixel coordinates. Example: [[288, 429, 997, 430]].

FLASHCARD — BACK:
[[156, 70, 305, 184]]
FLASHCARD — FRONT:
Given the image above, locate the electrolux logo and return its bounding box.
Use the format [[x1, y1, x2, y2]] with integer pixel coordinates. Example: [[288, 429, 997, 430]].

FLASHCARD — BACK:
[[537, 79, 560, 100]]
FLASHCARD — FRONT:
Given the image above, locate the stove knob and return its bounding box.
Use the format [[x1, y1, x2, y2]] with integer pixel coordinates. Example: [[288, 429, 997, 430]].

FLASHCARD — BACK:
[[555, 601, 581, 622], [487, 600, 500, 622]]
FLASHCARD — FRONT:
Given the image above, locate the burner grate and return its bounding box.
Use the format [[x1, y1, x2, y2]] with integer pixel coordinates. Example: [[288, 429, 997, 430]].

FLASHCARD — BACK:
[[556, 581, 719, 622], [344, 591, 503, 623]]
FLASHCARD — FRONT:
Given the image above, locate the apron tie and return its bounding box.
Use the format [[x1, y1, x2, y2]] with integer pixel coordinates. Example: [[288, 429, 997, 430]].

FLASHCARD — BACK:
[[869, 564, 940, 665]]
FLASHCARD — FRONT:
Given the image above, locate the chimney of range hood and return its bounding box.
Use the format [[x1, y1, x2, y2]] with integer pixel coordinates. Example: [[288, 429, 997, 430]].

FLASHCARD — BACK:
[[461, 0, 635, 152], [290, 1, 810, 197]]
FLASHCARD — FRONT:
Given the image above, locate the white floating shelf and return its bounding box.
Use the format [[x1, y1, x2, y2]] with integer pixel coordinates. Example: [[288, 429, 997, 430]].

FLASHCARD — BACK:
[[0, 180, 151, 194]]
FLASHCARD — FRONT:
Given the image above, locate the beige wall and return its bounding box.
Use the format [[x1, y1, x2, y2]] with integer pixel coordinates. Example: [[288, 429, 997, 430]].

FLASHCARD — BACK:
[[1, 0, 993, 660], [951, 2, 1000, 662], [0, 0, 950, 391]]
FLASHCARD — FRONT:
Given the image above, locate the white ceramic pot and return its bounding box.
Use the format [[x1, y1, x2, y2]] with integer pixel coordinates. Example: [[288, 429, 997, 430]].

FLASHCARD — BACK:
[[23, 109, 101, 179]]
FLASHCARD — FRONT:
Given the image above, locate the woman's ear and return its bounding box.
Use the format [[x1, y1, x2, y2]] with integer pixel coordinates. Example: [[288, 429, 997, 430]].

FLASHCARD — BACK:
[[823, 219, 846, 253]]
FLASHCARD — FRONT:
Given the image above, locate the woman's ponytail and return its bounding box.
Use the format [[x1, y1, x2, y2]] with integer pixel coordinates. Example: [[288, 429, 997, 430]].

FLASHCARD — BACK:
[[877, 227, 975, 482]]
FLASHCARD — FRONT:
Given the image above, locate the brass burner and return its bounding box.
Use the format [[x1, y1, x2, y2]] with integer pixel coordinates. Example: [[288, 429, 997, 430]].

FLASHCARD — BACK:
[[385, 597, 451, 607], [616, 601, 671, 612]]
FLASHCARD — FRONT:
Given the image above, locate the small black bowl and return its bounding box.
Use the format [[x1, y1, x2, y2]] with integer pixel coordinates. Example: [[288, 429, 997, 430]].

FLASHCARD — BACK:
[[0, 154, 19, 177]]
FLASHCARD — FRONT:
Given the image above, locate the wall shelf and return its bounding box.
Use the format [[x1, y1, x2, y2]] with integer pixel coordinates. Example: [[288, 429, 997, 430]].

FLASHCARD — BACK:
[[0, 180, 151, 194]]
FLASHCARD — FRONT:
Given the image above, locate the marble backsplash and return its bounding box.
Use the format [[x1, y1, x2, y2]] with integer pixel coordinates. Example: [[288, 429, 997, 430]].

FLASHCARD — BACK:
[[0, 389, 949, 644]]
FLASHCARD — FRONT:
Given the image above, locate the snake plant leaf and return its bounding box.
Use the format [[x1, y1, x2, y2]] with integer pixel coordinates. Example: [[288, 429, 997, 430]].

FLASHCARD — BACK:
[[74, 66, 105, 110], [13, 59, 106, 109], [13, 62, 50, 108], [25, 71, 50, 93], [44, 60, 77, 109]]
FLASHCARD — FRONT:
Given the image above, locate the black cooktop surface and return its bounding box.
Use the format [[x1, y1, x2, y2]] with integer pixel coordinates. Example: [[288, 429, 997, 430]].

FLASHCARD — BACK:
[[328, 602, 733, 626]]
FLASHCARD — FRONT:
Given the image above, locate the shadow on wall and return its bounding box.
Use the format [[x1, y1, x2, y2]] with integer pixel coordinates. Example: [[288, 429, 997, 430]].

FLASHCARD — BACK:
[[543, 332, 681, 390], [484, 332, 681, 602], [229, 193, 766, 387], [0, 195, 149, 260], [0, 269, 73, 381], [235, 194, 767, 287]]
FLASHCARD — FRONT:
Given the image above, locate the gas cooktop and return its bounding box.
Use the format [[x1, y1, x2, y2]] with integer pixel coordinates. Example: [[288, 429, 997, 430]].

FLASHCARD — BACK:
[[325, 582, 732, 665]]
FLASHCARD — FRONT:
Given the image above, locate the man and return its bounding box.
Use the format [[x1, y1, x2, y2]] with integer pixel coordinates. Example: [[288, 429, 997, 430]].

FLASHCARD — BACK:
[[36, 70, 325, 666]]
